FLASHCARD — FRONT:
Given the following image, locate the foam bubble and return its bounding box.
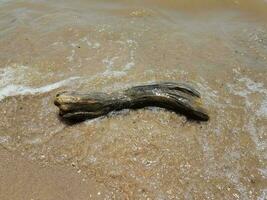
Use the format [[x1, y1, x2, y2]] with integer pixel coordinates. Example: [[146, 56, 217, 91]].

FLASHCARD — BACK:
[[0, 135, 11, 144]]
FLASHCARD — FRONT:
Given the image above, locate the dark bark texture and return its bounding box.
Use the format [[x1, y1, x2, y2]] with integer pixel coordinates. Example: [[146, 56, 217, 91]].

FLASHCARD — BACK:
[[54, 82, 209, 122]]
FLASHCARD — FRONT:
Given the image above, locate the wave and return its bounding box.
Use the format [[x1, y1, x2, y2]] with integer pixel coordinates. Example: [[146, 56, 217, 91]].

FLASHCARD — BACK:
[[0, 76, 80, 101]]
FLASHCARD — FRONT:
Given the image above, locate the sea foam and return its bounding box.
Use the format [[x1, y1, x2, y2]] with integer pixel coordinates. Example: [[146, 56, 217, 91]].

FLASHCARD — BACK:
[[0, 76, 79, 101]]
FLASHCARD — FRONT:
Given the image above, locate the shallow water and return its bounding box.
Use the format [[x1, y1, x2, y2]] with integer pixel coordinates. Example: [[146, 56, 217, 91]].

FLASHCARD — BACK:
[[0, 0, 267, 199]]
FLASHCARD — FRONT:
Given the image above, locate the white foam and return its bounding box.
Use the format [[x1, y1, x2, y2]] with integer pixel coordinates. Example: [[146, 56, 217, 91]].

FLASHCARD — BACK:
[[80, 37, 92, 46], [0, 65, 29, 87], [258, 168, 267, 179], [101, 56, 130, 78], [93, 42, 100, 49], [84, 117, 104, 125], [126, 39, 137, 47], [102, 70, 126, 77], [196, 78, 220, 107], [66, 49, 76, 62], [0, 76, 79, 101], [225, 170, 249, 200], [124, 62, 135, 70], [0, 135, 11, 144], [80, 37, 100, 49], [238, 77, 266, 94], [227, 74, 267, 154], [227, 76, 267, 109], [257, 99, 267, 117], [102, 56, 119, 70], [258, 189, 267, 200]]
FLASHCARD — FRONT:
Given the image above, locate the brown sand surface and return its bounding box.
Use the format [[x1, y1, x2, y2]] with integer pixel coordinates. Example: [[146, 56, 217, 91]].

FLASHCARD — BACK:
[[0, 0, 267, 199], [0, 147, 116, 200]]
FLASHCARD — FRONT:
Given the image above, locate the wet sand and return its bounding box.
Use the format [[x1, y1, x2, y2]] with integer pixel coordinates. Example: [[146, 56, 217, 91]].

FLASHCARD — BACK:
[[0, 0, 267, 199], [0, 146, 114, 200]]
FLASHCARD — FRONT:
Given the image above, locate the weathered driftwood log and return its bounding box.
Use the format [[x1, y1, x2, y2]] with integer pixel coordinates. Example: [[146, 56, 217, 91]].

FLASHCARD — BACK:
[[54, 82, 209, 122]]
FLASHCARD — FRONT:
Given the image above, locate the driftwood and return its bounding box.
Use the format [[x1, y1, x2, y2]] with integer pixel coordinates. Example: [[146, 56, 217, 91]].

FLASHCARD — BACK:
[[54, 82, 209, 122]]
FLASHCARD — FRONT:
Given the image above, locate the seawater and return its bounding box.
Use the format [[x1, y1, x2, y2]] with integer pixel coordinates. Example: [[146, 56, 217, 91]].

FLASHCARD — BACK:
[[0, 0, 267, 199]]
